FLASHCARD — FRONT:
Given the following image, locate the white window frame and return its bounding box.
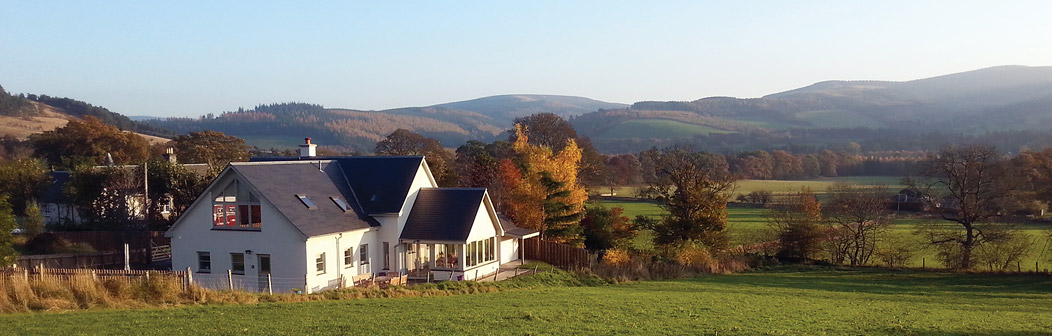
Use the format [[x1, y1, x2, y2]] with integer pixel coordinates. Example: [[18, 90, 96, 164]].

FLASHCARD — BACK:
[[344, 247, 354, 268], [197, 251, 211, 273], [316, 252, 326, 275], [231, 253, 245, 275]]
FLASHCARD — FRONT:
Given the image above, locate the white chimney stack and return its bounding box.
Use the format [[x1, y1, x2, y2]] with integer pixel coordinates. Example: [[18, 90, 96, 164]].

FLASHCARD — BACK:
[[299, 137, 317, 158]]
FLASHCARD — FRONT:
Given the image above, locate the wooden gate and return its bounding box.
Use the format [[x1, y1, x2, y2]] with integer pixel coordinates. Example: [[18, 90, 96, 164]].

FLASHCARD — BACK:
[[523, 238, 590, 270]]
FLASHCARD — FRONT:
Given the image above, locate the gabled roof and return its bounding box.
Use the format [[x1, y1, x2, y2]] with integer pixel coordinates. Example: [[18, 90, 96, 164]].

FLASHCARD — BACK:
[[335, 156, 426, 215], [232, 161, 377, 237], [497, 213, 538, 238], [400, 188, 487, 242], [40, 171, 71, 204]]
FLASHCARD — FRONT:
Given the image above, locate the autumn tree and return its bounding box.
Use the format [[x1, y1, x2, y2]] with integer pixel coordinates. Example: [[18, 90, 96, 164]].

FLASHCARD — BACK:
[[639, 147, 735, 251], [823, 183, 890, 265], [906, 145, 1017, 269], [504, 124, 587, 244], [511, 113, 607, 188], [0, 158, 50, 216], [769, 188, 825, 261], [606, 154, 643, 186], [169, 130, 251, 176], [375, 129, 456, 186], [31, 116, 150, 169]]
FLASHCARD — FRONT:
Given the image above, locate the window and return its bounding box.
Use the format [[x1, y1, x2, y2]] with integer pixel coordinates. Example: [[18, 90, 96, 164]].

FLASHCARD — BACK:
[[231, 253, 245, 275], [382, 242, 390, 270], [344, 247, 354, 267], [212, 181, 261, 230], [467, 241, 477, 267], [464, 238, 496, 268], [486, 238, 494, 262], [297, 195, 316, 208], [359, 244, 369, 265], [316, 253, 326, 274], [331, 197, 350, 212], [197, 251, 211, 273]]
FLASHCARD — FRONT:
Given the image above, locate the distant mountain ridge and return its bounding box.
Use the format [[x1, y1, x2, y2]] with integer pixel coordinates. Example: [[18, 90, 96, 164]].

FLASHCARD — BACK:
[[573, 65, 1052, 152]]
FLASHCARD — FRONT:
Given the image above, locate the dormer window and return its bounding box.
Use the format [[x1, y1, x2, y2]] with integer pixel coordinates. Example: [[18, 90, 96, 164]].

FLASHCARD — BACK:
[[297, 195, 316, 209], [331, 197, 350, 212], [213, 180, 262, 230]]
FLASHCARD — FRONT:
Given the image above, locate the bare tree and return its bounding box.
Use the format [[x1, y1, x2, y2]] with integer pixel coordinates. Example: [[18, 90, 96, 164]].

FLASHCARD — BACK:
[[905, 145, 1017, 269], [824, 183, 891, 265]]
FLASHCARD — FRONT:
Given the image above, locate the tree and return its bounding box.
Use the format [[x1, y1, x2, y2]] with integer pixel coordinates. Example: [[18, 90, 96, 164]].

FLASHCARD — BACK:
[[22, 201, 45, 237], [823, 183, 890, 265], [169, 130, 251, 176], [607, 154, 643, 186], [906, 145, 1016, 269], [640, 147, 735, 251], [580, 205, 636, 252], [375, 129, 456, 186], [31, 116, 150, 169], [454, 140, 499, 188], [0, 158, 50, 215], [504, 124, 588, 244], [65, 165, 143, 231], [511, 113, 607, 188], [143, 159, 209, 230], [0, 194, 18, 266], [769, 188, 824, 261]]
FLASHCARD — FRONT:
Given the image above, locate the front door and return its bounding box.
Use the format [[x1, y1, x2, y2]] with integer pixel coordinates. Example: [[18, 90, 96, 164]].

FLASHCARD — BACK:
[[257, 254, 271, 293]]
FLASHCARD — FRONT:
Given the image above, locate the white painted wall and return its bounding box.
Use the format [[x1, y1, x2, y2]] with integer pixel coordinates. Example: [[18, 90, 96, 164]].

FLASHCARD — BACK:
[[169, 173, 307, 294], [501, 238, 520, 263], [304, 228, 372, 293]]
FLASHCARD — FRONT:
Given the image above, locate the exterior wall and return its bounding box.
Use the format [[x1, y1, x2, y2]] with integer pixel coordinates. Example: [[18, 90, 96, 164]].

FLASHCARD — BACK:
[[463, 199, 500, 280], [41, 202, 81, 225], [376, 162, 437, 274], [304, 228, 373, 293], [169, 173, 307, 294], [500, 238, 520, 263]]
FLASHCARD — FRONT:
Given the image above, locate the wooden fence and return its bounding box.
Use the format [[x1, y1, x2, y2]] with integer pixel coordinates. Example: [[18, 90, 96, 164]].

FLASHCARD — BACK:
[[0, 267, 188, 288], [523, 238, 590, 270], [13, 249, 150, 269]]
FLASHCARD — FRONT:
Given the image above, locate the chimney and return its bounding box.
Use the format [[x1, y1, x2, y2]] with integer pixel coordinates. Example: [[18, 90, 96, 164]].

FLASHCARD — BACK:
[[162, 148, 177, 164], [299, 137, 317, 158]]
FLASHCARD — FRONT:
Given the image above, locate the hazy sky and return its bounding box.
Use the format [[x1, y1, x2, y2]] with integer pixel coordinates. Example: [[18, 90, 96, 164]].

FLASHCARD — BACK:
[[2, 1, 1050, 117]]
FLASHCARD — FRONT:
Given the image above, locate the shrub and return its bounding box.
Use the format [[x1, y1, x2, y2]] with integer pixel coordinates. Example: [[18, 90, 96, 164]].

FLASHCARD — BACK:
[[602, 249, 631, 267]]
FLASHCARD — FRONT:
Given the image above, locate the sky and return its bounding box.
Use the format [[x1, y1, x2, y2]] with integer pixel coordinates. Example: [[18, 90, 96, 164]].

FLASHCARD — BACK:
[[2, 1, 1051, 117]]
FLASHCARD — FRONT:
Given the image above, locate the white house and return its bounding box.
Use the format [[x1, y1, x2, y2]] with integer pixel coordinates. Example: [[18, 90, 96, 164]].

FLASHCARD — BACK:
[[165, 141, 537, 293]]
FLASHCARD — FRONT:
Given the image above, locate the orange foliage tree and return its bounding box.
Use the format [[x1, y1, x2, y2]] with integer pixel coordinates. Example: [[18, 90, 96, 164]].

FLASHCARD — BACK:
[[504, 124, 588, 245]]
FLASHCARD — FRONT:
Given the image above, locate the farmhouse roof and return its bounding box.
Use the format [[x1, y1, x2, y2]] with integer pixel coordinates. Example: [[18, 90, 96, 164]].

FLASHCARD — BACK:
[[335, 156, 425, 215], [40, 171, 71, 204], [400, 188, 487, 242], [232, 161, 377, 237]]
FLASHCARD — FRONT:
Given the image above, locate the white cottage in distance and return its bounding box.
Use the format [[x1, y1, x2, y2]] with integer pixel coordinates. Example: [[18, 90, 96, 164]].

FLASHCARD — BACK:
[[165, 138, 537, 293]]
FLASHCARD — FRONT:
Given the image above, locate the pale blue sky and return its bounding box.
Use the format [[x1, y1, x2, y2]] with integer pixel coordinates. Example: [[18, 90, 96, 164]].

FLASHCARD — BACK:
[[1, 1, 1050, 117]]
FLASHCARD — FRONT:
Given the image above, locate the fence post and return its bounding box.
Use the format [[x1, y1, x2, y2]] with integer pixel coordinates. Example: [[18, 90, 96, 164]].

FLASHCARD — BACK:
[[23, 268, 28, 282], [92, 270, 97, 282], [268, 274, 273, 294], [124, 244, 130, 271], [186, 267, 193, 287], [474, 269, 478, 281], [922, 258, 925, 269], [145, 271, 150, 281], [227, 270, 233, 290]]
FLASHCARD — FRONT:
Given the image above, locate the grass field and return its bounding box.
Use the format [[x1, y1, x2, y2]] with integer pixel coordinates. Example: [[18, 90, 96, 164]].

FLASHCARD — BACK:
[[592, 176, 904, 200], [588, 200, 1052, 269], [595, 119, 735, 139], [3, 267, 1050, 335]]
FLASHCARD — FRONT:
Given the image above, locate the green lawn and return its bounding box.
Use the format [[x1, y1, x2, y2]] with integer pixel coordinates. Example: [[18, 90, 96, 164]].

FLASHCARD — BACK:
[[592, 176, 904, 199], [4, 268, 1051, 335]]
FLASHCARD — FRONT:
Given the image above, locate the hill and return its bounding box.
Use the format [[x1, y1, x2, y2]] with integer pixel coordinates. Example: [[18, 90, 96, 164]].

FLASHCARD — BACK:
[[147, 95, 627, 152], [0, 89, 172, 144], [572, 65, 1052, 152]]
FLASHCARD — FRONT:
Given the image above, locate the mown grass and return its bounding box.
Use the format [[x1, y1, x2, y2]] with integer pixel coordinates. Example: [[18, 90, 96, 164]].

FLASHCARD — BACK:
[[591, 176, 903, 199], [3, 267, 1050, 335]]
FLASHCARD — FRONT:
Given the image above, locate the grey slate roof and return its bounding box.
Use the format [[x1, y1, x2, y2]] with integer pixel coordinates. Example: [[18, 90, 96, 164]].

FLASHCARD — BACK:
[[400, 188, 487, 242], [497, 213, 537, 238], [40, 171, 71, 204], [335, 157, 425, 215], [232, 161, 377, 237]]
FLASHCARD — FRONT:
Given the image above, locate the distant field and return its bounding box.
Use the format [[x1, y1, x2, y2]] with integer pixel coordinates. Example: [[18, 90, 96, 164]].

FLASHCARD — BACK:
[[592, 176, 903, 199], [595, 119, 734, 139], [4, 268, 1050, 335], [796, 109, 887, 128]]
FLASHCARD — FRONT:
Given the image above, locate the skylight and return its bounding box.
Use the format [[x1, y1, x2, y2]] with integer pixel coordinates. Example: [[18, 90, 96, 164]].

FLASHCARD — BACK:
[[331, 197, 350, 212], [296, 195, 316, 209]]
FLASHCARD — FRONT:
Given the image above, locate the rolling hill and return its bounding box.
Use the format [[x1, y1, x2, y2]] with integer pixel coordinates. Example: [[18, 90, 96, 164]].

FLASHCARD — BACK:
[[572, 65, 1052, 152]]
